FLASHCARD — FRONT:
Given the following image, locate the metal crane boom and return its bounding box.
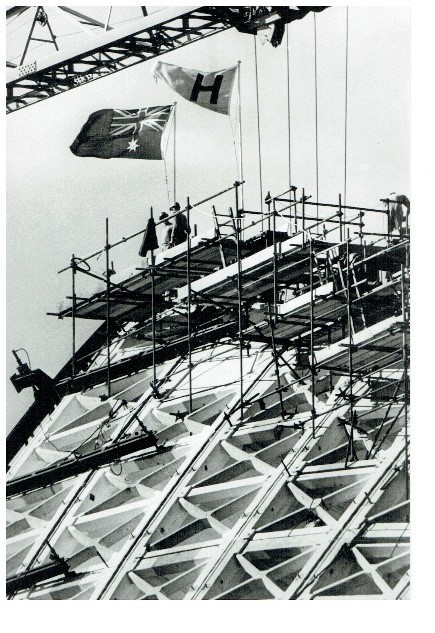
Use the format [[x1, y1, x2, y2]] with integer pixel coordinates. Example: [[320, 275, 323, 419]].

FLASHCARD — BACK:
[[6, 6, 232, 114], [6, 6, 327, 114]]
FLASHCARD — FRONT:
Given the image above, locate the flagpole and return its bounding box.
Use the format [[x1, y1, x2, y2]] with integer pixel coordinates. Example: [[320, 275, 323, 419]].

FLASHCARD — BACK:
[[253, 39, 264, 231], [173, 101, 177, 203], [237, 60, 244, 211]]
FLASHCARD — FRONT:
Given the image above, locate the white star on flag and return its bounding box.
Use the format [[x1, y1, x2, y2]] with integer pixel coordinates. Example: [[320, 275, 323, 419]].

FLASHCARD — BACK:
[[70, 105, 172, 160], [127, 137, 139, 152]]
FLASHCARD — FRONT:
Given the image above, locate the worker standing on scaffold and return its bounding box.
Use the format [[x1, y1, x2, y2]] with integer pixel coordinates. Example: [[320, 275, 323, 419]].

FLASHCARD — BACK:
[[159, 203, 188, 251], [159, 211, 173, 251], [387, 193, 410, 238], [169, 202, 188, 247]]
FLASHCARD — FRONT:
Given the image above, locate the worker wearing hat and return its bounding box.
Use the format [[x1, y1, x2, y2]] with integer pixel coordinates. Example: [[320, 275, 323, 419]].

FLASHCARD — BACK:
[[169, 202, 188, 247], [159, 202, 188, 250], [159, 211, 173, 251]]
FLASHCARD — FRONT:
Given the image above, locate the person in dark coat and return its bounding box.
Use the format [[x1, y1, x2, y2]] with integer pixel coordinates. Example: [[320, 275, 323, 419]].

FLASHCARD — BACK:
[[388, 193, 410, 237], [169, 202, 188, 246]]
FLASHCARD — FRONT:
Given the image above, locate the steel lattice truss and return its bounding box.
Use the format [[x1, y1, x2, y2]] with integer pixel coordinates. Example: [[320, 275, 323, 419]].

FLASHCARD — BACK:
[[6, 201, 410, 599], [6, 6, 327, 114], [6, 340, 410, 599]]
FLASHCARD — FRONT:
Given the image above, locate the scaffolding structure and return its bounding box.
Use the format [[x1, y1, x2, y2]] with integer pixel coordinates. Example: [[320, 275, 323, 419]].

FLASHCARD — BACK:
[[6, 182, 410, 599]]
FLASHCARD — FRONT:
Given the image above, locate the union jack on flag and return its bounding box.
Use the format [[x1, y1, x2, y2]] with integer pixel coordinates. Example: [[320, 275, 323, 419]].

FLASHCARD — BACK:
[[110, 106, 172, 137], [70, 104, 173, 160]]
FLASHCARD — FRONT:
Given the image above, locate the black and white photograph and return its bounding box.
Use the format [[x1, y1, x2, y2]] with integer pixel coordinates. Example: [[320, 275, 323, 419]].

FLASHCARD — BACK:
[[5, 3, 412, 603]]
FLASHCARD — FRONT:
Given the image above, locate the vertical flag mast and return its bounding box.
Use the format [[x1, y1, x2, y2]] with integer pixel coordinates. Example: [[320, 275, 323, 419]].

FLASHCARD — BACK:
[[237, 60, 244, 210], [253, 41, 264, 229]]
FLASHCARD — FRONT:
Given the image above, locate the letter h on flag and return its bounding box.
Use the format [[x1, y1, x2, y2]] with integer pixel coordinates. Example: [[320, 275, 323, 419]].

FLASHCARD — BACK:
[[190, 73, 223, 105], [154, 61, 237, 115]]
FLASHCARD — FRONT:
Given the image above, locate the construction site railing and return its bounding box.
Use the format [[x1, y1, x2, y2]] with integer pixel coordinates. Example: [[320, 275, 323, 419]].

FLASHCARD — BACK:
[[58, 181, 245, 274]]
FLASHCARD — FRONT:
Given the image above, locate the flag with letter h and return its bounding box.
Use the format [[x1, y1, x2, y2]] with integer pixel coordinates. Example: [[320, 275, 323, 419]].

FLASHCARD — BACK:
[[153, 61, 237, 115]]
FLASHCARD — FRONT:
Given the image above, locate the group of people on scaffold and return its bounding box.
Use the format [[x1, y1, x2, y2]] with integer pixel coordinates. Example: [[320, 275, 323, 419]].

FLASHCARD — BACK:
[[154, 191, 409, 254], [159, 202, 188, 250]]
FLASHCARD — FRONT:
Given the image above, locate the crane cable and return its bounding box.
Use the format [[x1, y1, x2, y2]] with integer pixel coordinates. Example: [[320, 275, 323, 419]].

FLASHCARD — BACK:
[[314, 13, 319, 220], [173, 101, 177, 203], [254, 37, 264, 227], [344, 6, 349, 213], [286, 25, 292, 191]]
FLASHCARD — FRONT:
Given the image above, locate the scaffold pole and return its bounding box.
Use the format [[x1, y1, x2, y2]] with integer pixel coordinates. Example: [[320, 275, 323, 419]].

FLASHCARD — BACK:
[[187, 197, 193, 413], [345, 232, 355, 467], [105, 218, 111, 398], [272, 196, 278, 322], [310, 235, 316, 438], [235, 181, 244, 424], [71, 254, 76, 379], [150, 207, 157, 390], [402, 263, 409, 499]]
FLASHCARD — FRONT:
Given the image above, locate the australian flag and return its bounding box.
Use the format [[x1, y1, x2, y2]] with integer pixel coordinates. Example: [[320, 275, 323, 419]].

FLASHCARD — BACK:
[[70, 105, 173, 160]]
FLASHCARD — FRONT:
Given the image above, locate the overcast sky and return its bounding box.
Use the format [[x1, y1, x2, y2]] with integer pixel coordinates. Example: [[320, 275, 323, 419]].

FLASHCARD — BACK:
[[6, 4, 410, 430]]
